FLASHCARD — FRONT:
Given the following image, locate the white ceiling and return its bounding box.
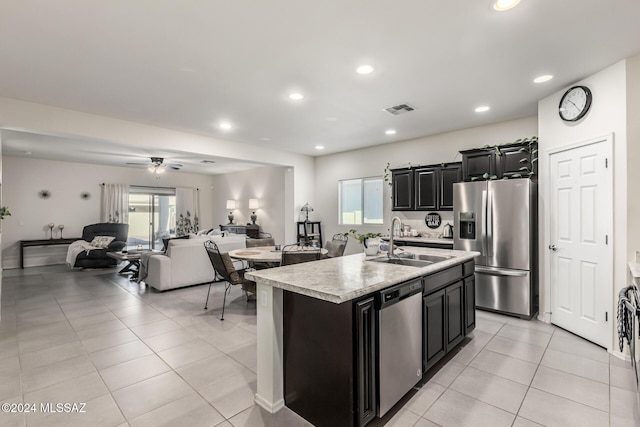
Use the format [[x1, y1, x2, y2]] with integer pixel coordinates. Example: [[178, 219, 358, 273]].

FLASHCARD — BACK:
[[1, 0, 640, 164], [0, 130, 264, 175]]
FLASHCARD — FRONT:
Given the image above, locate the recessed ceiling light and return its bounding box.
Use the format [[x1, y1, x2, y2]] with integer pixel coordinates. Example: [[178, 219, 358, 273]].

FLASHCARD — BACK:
[[385, 129, 397, 135], [289, 93, 304, 100], [533, 74, 554, 83], [219, 122, 233, 130], [475, 106, 490, 113], [315, 145, 325, 150], [356, 65, 374, 75], [24, 151, 32, 155], [493, 0, 520, 11], [260, 137, 271, 141]]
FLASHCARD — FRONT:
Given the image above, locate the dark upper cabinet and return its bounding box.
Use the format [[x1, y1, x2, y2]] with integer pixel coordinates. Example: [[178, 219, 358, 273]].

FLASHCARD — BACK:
[[392, 163, 461, 211], [439, 163, 462, 211], [392, 169, 414, 210], [461, 140, 538, 181], [415, 167, 438, 210], [461, 150, 496, 181], [498, 144, 538, 178]]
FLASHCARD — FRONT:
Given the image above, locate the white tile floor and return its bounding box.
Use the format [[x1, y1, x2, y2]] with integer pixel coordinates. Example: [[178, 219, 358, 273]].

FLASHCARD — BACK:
[[0, 265, 638, 427]]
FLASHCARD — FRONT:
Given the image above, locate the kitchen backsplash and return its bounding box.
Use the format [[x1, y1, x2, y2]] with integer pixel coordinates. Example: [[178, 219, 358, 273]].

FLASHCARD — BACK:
[[393, 211, 454, 237]]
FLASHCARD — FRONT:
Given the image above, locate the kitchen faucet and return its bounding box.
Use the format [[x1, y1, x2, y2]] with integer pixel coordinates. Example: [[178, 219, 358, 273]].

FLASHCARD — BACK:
[[389, 216, 402, 258]]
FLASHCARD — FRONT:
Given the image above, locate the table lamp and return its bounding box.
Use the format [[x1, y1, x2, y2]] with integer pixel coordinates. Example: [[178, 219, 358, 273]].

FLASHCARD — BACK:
[[249, 199, 259, 224], [300, 203, 314, 222], [226, 200, 236, 224]]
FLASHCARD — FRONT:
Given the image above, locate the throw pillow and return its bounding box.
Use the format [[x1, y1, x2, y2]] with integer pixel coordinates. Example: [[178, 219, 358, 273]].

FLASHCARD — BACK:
[[90, 236, 115, 249]]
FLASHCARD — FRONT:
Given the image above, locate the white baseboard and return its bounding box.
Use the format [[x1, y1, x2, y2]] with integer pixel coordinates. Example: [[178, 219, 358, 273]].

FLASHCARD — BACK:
[[254, 394, 284, 414]]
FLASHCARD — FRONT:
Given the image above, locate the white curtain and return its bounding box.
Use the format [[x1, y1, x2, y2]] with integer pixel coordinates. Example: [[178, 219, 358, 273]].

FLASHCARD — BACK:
[[101, 184, 130, 223], [176, 187, 200, 236]]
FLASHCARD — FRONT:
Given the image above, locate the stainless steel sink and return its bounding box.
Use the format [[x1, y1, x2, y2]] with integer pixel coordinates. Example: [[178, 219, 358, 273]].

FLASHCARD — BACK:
[[367, 257, 434, 268], [367, 252, 452, 268], [396, 252, 452, 263]]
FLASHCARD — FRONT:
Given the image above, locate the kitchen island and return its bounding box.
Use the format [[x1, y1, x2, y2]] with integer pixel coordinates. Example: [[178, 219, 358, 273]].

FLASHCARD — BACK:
[[246, 247, 478, 427]]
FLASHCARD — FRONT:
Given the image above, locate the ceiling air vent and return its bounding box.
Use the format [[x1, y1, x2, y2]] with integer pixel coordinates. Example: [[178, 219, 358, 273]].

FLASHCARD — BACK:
[[383, 103, 416, 116]]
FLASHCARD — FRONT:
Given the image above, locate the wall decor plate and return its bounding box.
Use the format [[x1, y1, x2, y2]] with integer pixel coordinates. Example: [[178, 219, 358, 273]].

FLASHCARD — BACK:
[[425, 212, 441, 229]]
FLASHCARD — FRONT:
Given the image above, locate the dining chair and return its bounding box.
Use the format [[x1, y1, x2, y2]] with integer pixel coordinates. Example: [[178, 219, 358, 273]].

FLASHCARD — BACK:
[[246, 236, 276, 248], [325, 233, 348, 258], [203, 240, 256, 320], [281, 244, 322, 266]]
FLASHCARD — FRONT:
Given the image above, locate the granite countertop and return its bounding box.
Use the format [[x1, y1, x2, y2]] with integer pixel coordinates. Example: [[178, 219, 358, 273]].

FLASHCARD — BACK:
[[246, 247, 478, 304], [381, 236, 454, 245]]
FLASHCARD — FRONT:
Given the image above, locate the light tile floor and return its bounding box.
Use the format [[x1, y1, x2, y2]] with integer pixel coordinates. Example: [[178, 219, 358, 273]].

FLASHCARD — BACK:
[[0, 265, 638, 427]]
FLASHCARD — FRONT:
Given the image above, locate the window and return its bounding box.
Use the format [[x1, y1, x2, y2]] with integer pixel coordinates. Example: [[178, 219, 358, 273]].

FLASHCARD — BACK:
[[128, 186, 176, 250], [339, 177, 383, 225]]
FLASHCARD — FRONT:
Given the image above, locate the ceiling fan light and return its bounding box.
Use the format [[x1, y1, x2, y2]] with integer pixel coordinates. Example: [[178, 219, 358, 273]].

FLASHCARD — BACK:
[[493, 0, 520, 11]]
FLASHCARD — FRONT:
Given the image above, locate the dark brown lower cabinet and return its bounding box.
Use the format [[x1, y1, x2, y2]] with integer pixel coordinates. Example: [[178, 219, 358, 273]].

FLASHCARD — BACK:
[[423, 262, 475, 372], [446, 281, 465, 349], [355, 297, 377, 427], [464, 276, 476, 334], [423, 289, 446, 371], [283, 291, 376, 427]]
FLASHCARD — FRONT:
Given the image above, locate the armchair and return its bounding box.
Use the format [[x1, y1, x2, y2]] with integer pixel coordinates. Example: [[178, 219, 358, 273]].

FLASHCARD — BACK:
[[73, 223, 129, 268]]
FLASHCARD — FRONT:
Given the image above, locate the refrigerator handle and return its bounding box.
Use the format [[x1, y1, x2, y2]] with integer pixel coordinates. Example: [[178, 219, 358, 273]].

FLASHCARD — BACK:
[[487, 189, 493, 258], [481, 190, 487, 256]]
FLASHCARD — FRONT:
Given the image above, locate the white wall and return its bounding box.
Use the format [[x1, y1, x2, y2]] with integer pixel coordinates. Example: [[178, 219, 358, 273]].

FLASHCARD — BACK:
[[538, 60, 628, 353], [314, 117, 537, 254], [0, 97, 315, 245], [1, 156, 218, 268], [210, 166, 288, 244]]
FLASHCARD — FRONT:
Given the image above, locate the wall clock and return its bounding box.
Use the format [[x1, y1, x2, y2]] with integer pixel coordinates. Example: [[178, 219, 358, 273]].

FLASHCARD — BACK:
[[558, 85, 592, 122]]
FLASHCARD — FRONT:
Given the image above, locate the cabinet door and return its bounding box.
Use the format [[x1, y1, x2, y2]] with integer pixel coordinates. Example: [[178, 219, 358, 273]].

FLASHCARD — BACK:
[[415, 167, 438, 210], [464, 276, 476, 334], [423, 290, 447, 371], [462, 151, 495, 181], [446, 281, 465, 349], [497, 145, 531, 178], [355, 297, 377, 427], [392, 169, 414, 210], [439, 164, 462, 210]]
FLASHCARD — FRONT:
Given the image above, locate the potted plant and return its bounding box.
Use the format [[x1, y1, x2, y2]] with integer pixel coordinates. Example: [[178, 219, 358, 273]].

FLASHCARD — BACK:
[[0, 206, 10, 220], [345, 229, 382, 255]]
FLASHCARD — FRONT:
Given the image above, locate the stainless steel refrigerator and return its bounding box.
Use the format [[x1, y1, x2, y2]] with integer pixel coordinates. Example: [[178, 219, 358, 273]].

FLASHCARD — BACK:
[[453, 179, 538, 319]]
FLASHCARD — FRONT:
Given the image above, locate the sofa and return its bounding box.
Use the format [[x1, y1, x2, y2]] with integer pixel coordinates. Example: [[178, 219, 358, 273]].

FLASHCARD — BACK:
[[141, 234, 247, 291], [73, 223, 129, 268]]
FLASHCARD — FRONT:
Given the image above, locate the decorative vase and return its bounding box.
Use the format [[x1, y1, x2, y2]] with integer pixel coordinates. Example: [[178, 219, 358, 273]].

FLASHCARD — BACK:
[[363, 237, 380, 256]]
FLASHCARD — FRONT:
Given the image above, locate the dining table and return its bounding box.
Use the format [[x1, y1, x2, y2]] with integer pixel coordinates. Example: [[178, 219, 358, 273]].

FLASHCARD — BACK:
[[229, 245, 328, 266]]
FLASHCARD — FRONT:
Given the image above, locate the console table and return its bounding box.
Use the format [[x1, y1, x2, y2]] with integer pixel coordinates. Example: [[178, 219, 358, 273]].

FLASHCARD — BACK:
[[19, 238, 80, 269], [220, 224, 260, 238]]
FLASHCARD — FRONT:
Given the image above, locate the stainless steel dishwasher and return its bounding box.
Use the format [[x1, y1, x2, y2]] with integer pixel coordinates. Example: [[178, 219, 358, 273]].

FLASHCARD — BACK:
[[377, 278, 423, 417]]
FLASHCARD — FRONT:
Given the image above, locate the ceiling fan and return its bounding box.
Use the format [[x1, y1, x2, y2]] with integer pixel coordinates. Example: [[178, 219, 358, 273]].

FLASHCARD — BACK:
[[126, 157, 183, 173]]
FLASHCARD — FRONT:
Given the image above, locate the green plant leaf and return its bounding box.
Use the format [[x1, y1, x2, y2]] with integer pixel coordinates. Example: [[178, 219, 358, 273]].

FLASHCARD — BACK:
[[494, 146, 501, 155], [531, 158, 538, 163], [489, 175, 498, 180], [502, 176, 509, 180], [519, 166, 529, 171], [482, 172, 489, 179], [518, 147, 528, 153], [531, 149, 538, 155], [471, 177, 479, 181], [519, 158, 529, 163], [512, 173, 522, 178]]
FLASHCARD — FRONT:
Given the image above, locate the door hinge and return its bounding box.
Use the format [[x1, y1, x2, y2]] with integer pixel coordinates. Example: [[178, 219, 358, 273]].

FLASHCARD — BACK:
[[605, 235, 608, 244], [605, 158, 608, 168], [605, 312, 608, 322]]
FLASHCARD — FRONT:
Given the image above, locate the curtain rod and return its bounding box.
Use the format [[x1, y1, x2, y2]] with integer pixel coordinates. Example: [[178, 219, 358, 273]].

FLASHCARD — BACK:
[[100, 183, 199, 190]]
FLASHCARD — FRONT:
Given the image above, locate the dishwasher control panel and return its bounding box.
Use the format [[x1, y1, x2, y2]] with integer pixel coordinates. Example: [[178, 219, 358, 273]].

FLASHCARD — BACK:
[[378, 279, 423, 309]]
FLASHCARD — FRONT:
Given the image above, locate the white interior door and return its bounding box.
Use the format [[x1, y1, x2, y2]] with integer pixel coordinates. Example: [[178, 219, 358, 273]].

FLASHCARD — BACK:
[[549, 137, 612, 347]]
